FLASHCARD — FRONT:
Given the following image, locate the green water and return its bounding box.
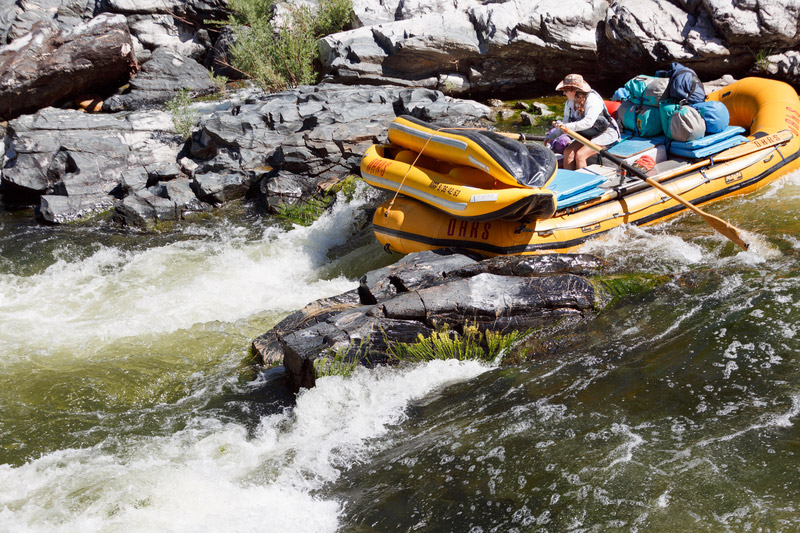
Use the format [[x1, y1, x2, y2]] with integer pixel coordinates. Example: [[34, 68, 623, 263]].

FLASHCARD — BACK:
[[0, 174, 799, 531]]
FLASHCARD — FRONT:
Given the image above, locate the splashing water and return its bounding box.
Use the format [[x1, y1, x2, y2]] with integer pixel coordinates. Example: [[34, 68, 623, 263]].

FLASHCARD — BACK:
[[1, 170, 799, 531]]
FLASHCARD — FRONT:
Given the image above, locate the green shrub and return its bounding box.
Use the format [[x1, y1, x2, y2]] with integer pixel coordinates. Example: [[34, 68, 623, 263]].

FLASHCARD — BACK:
[[225, 0, 353, 91], [315, 0, 353, 36], [166, 89, 199, 139], [327, 174, 362, 202], [274, 196, 334, 227]]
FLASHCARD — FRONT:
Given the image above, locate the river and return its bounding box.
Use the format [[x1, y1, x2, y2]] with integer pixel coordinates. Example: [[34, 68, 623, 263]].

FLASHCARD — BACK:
[[0, 172, 798, 532]]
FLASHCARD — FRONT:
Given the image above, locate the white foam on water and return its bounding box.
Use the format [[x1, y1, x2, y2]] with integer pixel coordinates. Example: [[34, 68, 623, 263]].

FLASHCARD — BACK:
[[758, 168, 800, 200], [578, 224, 705, 268], [695, 393, 800, 448], [0, 196, 367, 360], [574, 169, 800, 268], [604, 423, 645, 471], [0, 359, 491, 532], [656, 490, 670, 508]]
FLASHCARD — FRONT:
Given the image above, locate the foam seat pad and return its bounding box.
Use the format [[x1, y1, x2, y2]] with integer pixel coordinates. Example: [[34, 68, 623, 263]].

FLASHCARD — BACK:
[[555, 187, 606, 209], [608, 135, 666, 157], [669, 135, 748, 158], [668, 125, 745, 150], [546, 169, 607, 200]]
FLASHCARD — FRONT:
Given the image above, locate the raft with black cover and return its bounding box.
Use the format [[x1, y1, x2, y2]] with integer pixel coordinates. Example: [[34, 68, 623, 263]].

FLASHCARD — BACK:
[[360, 115, 559, 221], [370, 77, 800, 255]]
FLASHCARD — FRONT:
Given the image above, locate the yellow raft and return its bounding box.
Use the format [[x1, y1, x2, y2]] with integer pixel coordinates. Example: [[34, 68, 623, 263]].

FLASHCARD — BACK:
[[370, 77, 800, 255]]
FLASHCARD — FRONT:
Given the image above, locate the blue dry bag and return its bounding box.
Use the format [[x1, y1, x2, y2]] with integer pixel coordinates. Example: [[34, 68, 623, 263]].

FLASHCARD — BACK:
[[691, 101, 730, 134]]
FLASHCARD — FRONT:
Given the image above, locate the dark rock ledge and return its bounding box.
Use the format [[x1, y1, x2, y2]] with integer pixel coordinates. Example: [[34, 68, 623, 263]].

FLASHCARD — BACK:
[[251, 250, 655, 393]]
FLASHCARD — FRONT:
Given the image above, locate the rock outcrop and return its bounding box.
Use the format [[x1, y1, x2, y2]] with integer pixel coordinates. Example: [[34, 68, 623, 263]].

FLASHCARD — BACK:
[[0, 13, 136, 121], [321, 0, 800, 94], [103, 47, 217, 112], [252, 250, 610, 392], [1, 84, 490, 225]]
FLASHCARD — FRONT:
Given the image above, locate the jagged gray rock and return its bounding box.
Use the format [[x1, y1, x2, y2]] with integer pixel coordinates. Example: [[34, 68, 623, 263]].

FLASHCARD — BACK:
[[321, 0, 800, 93], [0, 13, 136, 121], [1, 84, 491, 225], [1, 107, 187, 223], [103, 48, 217, 112], [252, 250, 608, 392], [190, 83, 491, 213]]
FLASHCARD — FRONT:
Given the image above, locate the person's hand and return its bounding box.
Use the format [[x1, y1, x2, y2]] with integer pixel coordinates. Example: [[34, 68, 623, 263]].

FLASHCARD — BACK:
[[552, 120, 563, 128]]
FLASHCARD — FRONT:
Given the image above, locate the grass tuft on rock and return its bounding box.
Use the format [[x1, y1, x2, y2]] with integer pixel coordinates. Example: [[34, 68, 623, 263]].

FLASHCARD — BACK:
[[166, 88, 199, 139], [388, 323, 530, 365], [274, 197, 333, 227]]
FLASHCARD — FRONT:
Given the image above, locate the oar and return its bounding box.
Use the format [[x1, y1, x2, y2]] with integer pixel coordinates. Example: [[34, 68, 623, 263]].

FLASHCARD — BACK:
[[496, 132, 547, 142], [560, 125, 750, 250], [552, 129, 795, 213], [498, 129, 792, 172]]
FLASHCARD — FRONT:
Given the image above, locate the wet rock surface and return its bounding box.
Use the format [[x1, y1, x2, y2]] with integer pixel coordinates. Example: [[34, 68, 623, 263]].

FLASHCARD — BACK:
[[251, 250, 608, 393], [1, 85, 490, 226]]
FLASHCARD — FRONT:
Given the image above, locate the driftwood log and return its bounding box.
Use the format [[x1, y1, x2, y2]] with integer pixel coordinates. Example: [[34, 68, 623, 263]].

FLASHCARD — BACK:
[[0, 13, 136, 121]]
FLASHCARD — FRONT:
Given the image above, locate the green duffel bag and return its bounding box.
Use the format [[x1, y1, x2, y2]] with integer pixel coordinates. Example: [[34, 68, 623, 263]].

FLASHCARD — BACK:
[[623, 75, 669, 107], [660, 102, 706, 142], [618, 101, 664, 137]]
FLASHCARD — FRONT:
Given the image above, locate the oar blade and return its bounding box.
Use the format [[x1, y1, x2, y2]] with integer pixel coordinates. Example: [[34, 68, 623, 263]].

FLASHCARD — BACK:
[[701, 211, 750, 250]]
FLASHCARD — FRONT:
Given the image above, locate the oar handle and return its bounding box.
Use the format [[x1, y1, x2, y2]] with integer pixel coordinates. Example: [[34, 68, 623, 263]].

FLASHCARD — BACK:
[[560, 126, 708, 209]]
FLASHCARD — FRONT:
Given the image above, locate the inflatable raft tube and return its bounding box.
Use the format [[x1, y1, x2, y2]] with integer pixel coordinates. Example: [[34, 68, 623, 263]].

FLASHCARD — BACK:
[[360, 143, 558, 221], [386, 115, 557, 188]]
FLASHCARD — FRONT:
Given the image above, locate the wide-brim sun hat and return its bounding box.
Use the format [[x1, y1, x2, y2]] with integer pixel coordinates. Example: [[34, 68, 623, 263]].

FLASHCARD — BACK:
[[555, 74, 591, 92]]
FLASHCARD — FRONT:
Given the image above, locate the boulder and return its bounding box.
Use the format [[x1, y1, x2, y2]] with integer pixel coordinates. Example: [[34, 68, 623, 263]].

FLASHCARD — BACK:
[[763, 51, 800, 82], [0, 0, 97, 43], [1, 83, 492, 224], [320, 0, 800, 93], [1, 107, 192, 223], [252, 250, 611, 392], [0, 13, 137, 121], [38, 194, 115, 224], [126, 13, 211, 61], [204, 25, 242, 79], [192, 171, 256, 204], [190, 83, 491, 212], [98, 0, 230, 25], [103, 48, 217, 111]]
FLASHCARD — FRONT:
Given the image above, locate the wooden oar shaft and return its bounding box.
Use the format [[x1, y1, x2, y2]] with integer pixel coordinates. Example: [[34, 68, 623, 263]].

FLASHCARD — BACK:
[[560, 126, 749, 250], [495, 131, 547, 142], [649, 129, 793, 182]]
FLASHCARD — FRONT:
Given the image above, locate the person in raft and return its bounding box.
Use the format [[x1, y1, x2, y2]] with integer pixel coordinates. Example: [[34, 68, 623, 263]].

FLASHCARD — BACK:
[[552, 74, 620, 170]]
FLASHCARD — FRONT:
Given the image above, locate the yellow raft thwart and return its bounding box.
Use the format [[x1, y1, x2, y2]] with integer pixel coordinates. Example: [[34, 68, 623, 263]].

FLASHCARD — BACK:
[[367, 77, 800, 256]]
